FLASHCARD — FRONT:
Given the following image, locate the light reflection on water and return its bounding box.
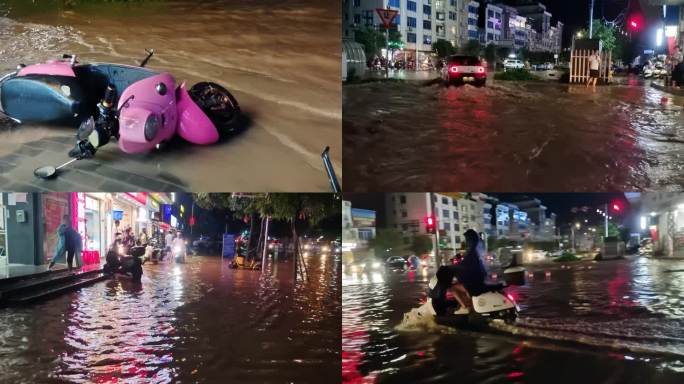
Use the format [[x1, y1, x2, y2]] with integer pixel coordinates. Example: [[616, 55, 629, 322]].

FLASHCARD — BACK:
[[342, 257, 684, 383], [0, 253, 340, 383]]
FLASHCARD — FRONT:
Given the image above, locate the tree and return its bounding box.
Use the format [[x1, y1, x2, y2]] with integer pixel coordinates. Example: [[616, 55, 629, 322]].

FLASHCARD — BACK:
[[194, 193, 261, 260], [410, 235, 433, 256], [461, 39, 481, 56], [368, 228, 404, 258], [354, 27, 385, 58], [576, 20, 617, 53], [432, 39, 455, 59], [484, 43, 497, 66], [194, 193, 340, 280], [388, 27, 402, 49], [354, 26, 401, 59]]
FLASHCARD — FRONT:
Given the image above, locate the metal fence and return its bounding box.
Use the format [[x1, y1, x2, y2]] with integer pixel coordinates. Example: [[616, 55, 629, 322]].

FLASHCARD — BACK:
[[569, 49, 612, 84]]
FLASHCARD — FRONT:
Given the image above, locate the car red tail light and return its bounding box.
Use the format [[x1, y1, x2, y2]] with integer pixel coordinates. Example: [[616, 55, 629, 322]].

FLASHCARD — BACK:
[[449, 66, 459, 73], [506, 293, 516, 303], [478, 66, 485, 73]]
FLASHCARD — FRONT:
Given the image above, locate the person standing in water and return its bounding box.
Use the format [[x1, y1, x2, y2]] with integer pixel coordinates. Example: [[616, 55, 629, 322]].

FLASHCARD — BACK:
[[49, 215, 81, 271], [587, 51, 601, 87]]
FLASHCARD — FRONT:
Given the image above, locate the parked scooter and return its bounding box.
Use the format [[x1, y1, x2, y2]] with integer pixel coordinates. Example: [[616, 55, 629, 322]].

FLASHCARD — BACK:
[[103, 242, 145, 282], [0, 51, 240, 169]]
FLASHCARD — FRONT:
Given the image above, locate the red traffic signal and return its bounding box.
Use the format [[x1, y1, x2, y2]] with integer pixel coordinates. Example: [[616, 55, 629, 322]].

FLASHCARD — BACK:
[[627, 13, 643, 31], [425, 215, 436, 234], [611, 201, 622, 212], [189, 215, 196, 226]]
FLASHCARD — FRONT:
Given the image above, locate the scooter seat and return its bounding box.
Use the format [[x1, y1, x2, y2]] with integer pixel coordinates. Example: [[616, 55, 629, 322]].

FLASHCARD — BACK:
[[469, 283, 504, 296]]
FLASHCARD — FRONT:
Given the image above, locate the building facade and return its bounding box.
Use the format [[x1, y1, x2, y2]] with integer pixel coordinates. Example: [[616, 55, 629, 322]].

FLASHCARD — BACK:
[[385, 193, 488, 255], [483, 3, 503, 45], [639, 192, 684, 258], [0, 192, 174, 276]]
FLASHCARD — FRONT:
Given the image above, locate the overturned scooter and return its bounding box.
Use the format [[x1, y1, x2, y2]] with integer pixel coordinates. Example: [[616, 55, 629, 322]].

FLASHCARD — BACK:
[[0, 51, 240, 169]]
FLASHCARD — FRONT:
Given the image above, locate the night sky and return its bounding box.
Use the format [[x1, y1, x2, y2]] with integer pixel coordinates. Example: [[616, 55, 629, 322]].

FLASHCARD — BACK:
[[344, 193, 633, 233], [516, 0, 663, 47]]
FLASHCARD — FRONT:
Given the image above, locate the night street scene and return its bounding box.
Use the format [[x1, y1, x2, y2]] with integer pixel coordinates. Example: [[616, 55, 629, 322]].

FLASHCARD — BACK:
[[343, 192, 684, 383], [343, 1, 684, 192], [0, 192, 341, 383], [0, 0, 341, 192]]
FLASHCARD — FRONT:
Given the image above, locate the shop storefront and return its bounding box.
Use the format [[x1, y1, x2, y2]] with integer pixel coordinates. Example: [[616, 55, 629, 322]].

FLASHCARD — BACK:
[[112, 193, 148, 237], [71, 193, 113, 266], [0, 196, 7, 271], [43, 193, 71, 264]]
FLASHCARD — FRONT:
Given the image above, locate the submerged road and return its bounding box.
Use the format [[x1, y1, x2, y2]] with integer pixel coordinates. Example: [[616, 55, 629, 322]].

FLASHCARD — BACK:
[[0, 254, 341, 383], [343, 76, 684, 192], [342, 256, 684, 383]]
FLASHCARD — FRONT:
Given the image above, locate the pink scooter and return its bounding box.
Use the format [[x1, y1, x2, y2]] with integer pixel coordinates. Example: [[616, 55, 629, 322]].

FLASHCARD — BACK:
[[0, 51, 240, 174]]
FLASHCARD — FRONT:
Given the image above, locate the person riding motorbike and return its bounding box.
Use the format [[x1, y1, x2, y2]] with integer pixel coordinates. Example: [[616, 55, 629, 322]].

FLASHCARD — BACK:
[[164, 230, 174, 260], [172, 232, 186, 262], [104, 238, 124, 273], [138, 228, 149, 247], [454, 229, 491, 297], [430, 229, 491, 316]]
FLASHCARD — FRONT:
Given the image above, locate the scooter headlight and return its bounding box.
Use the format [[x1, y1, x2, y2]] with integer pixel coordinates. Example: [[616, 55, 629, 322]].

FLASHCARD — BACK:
[[144, 114, 161, 142], [174, 246, 181, 253]]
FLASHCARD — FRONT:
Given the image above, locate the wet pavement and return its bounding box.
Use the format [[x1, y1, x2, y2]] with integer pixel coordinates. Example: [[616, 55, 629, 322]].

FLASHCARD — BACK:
[[0, 253, 341, 383], [343, 76, 684, 192], [0, 0, 341, 191], [342, 256, 684, 383]]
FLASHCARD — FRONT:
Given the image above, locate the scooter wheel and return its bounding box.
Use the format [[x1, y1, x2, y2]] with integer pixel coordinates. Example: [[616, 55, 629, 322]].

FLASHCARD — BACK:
[[189, 82, 241, 135]]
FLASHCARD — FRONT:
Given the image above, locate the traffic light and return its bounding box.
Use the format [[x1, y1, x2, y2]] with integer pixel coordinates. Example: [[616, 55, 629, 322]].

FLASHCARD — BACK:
[[627, 13, 643, 31], [425, 215, 436, 234], [611, 201, 622, 212]]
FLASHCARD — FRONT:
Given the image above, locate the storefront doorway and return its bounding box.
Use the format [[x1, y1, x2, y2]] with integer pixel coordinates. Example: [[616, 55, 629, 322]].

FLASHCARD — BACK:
[[42, 193, 70, 265], [0, 198, 7, 272]]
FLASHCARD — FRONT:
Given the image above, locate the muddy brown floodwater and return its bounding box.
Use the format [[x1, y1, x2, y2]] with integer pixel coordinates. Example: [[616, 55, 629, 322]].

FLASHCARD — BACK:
[[343, 256, 684, 384], [0, 254, 341, 383], [343, 77, 684, 192], [0, 0, 340, 191]]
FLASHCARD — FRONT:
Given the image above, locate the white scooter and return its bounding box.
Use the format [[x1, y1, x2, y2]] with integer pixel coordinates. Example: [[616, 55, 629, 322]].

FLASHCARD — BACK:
[[419, 276, 519, 326]]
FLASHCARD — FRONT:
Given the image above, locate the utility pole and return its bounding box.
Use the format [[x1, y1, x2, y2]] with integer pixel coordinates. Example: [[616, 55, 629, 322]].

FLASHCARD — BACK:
[[589, 0, 595, 39], [261, 216, 270, 273], [430, 193, 441, 269], [190, 202, 195, 237], [571, 225, 576, 252], [604, 202, 609, 237]]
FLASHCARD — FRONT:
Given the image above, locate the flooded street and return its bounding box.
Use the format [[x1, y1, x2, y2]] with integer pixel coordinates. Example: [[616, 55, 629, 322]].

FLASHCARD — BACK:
[[343, 77, 684, 192], [0, 0, 340, 191], [342, 256, 684, 383], [0, 254, 341, 383]]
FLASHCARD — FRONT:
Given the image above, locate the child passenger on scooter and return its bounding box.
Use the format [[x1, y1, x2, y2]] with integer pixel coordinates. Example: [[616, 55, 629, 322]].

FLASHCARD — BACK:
[[430, 266, 472, 316]]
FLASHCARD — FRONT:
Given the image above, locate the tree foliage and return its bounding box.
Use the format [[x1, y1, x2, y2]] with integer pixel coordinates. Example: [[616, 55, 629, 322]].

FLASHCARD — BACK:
[[577, 20, 617, 53], [410, 235, 433, 256], [355, 26, 402, 58], [432, 39, 455, 59], [461, 39, 481, 56], [193, 193, 338, 225], [368, 228, 404, 257]]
